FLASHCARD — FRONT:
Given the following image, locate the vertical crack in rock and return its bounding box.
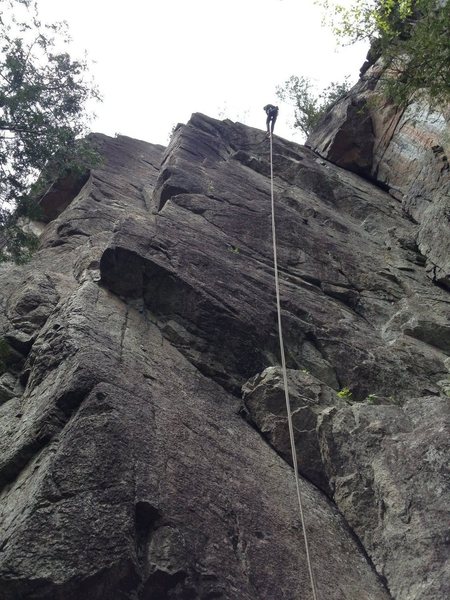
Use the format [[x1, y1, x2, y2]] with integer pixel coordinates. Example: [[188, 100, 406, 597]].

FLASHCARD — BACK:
[[119, 305, 130, 363], [135, 502, 161, 568]]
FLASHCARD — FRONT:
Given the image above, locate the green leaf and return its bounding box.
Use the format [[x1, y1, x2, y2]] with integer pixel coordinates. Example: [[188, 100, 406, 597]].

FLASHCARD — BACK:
[[0, 0, 101, 263]]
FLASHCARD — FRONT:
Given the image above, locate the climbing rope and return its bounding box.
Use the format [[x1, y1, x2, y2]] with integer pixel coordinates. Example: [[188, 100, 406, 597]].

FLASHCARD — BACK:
[[269, 132, 319, 600]]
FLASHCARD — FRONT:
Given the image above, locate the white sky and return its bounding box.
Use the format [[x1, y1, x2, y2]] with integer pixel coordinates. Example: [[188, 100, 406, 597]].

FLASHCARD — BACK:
[[37, 0, 368, 146]]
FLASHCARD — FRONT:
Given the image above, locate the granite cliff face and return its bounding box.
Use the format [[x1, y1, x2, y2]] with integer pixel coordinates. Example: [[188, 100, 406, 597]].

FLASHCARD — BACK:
[[0, 109, 448, 600], [307, 59, 450, 290]]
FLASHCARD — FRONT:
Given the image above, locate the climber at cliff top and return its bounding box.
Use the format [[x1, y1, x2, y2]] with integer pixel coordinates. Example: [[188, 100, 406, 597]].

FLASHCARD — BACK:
[[264, 104, 279, 136]]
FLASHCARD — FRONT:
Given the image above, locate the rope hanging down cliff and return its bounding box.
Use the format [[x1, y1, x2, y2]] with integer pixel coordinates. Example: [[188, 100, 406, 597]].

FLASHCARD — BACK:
[[268, 131, 319, 600]]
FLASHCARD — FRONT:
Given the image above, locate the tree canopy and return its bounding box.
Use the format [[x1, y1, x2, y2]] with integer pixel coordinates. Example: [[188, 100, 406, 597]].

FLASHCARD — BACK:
[[317, 0, 450, 106], [0, 0, 100, 262], [276, 76, 351, 138]]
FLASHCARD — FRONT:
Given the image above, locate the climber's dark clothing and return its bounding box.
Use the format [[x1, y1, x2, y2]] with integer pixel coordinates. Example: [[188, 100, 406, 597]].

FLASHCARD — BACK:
[[264, 104, 279, 134]]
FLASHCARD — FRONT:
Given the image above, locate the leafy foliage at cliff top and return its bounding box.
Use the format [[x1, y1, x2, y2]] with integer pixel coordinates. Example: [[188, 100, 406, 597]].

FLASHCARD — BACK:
[[276, 76, 352, 138], [318, 0, 450, 106], [0, 0, 100, 262]]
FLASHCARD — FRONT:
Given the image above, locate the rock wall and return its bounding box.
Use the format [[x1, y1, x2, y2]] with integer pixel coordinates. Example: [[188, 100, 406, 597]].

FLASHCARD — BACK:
[[307, 60, 450, 289], [243, 369, 449, 600], [0, 115, 448, 600]]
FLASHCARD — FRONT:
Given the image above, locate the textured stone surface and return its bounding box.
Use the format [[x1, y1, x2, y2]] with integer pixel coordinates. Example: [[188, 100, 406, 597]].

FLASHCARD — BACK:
[[319, 394, 450, 600], [1, 283, 389, 600], [0, 116, 448, 599], [242, 367, 344, 495], [243, 368, 449, 600], [307, 60, 450, 288]]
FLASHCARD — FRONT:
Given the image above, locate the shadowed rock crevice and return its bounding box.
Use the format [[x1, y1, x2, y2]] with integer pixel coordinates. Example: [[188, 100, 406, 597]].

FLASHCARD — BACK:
[[141, 569, 194, 600], [0, 435, 47, 491], [0, 563, 141, 600], [38, 170, 91, 223], [135, 501, 162, 570]]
